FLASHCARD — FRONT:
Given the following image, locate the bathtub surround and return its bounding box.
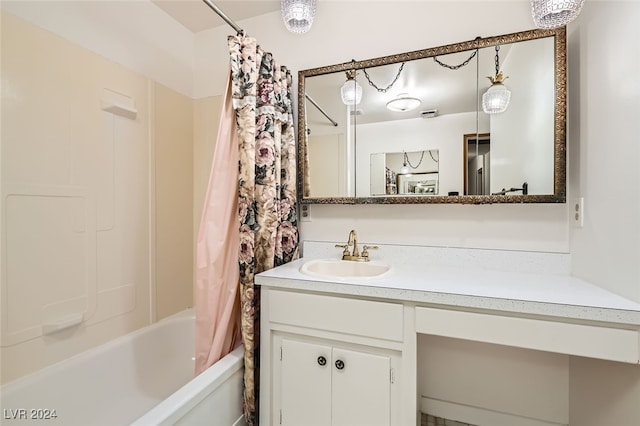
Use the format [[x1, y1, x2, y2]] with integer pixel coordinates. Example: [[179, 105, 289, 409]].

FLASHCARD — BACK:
[[154, 84, 195, 321], [0, 8, 195, 383]]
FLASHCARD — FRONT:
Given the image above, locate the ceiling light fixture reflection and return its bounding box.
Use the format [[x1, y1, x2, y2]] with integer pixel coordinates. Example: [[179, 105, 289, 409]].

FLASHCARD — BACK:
[[386, 93, 421, 112]]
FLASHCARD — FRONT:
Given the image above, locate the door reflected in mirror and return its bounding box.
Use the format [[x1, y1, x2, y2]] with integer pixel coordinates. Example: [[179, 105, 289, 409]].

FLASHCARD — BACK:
[[464, 133, 490, 196]]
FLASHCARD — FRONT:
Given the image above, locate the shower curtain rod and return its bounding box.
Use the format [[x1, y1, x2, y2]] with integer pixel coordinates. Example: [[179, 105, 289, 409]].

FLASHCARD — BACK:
[[202, 0, 243, 34], [305, 94, 339, 127], [200, 1, 337, 128]]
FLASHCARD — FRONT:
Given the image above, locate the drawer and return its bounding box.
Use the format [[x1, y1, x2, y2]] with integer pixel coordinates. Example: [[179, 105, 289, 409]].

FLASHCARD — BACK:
[[415, 307, 640, 363], [267, 290, 403, 342]]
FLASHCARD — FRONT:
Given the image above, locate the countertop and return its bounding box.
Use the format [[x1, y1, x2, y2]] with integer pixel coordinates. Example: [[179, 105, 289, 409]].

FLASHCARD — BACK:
[[256, 257, 640, 327]]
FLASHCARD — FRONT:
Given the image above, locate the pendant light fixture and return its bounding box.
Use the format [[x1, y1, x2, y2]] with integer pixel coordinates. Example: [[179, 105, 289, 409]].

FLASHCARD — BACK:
[[281, 0, 317, 34], [340, 69, 362, 106], [482, 45, 511, 115], [400, 152, 410, 174], [531, 0, 585, 29]]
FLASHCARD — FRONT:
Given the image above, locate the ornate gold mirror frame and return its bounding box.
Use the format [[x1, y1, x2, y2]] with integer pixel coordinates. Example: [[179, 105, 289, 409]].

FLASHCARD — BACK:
[[297, 28, 566, 205]]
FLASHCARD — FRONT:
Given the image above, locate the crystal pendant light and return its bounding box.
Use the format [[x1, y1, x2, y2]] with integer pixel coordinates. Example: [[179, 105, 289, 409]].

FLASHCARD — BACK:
[[531, 0, 585, 29], [281, 0, 317, 34], [482, 46, 511, 115], [482, 72, 511, 114], [340, 69, 362, 105]]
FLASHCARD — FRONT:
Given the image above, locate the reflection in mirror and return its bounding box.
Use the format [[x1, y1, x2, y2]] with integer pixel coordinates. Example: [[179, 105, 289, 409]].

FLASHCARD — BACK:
[[304, 87, 356, 198], [298, 28, 566, 204], [370, 150, 439, 196], [477, 37, 555, 197], [463, 133, 490, 195]]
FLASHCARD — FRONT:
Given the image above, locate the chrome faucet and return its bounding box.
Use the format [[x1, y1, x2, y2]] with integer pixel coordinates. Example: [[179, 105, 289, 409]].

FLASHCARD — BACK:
[[335, 229, 378, 262]]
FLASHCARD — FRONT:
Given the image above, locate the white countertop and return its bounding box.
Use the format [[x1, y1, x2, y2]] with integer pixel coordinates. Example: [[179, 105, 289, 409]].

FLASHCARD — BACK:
[[256, 257, 640, 326]]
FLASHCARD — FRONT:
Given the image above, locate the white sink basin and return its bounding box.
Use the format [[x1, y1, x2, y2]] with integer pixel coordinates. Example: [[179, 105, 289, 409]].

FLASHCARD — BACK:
[[299, 259, 391, 279]]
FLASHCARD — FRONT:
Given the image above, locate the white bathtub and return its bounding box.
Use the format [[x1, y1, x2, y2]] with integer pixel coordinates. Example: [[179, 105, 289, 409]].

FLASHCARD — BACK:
[[0, 309, 246, 426]]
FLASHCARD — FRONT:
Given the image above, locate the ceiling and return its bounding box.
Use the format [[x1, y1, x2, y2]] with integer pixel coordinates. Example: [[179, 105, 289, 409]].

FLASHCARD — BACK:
[[151, 0, 280, 33], [304, 46, 506, 130]]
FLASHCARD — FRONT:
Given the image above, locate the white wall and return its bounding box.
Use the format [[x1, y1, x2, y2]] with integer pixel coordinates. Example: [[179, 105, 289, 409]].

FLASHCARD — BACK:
[[568, 1, 640, 303], [195, 1, 569, 254]]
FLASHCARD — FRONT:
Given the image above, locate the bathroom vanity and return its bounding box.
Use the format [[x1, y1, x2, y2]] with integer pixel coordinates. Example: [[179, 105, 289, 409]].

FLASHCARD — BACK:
[[256, 243, 640, 426]]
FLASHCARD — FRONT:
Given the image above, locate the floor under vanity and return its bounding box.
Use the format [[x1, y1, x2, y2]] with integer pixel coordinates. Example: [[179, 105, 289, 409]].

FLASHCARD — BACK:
[[422, 414, 474, 426], [256, 242, 640, 426]]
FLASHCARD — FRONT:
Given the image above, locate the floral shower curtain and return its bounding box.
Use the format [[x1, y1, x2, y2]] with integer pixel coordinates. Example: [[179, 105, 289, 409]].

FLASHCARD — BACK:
[[229, 34, 299, 425]]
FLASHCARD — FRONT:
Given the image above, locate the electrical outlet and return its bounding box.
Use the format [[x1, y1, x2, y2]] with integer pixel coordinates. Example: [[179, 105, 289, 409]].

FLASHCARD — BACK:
[[573, 197, 584, 228], [300, 204, 311, 222]]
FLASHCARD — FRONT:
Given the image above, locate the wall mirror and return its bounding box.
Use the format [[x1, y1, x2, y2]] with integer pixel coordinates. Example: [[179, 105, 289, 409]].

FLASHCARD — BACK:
[[298, 28, 566, 204]]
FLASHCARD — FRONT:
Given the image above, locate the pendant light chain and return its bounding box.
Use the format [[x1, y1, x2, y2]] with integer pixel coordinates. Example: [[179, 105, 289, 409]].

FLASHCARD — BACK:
[[494, 45, 501, 76], [433, 49, 478, 70], [404, 150, 439, 170], [363, 62, 406, 93], [404, 151, 426, 169]]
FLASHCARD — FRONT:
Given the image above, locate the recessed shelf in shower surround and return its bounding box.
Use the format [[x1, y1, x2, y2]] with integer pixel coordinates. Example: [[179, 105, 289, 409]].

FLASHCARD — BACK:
[[101, 88, 137, 119]]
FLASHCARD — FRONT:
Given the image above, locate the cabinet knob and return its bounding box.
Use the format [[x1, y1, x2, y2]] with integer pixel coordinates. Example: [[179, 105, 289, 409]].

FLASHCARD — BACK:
[[335, 359, 345, 370], [317, 356, 327, 366]]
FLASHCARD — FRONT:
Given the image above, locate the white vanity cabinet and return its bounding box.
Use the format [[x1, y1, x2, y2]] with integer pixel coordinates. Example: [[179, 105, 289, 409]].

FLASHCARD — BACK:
[[256, 252, 640, 426], [260, 288, 409, 426], [275, 336, 395, 426]]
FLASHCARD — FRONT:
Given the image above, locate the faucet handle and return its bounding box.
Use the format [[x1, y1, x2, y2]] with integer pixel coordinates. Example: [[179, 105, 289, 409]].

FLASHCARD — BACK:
[[335, 244, 350, 257], [361, 245, 378, 259]]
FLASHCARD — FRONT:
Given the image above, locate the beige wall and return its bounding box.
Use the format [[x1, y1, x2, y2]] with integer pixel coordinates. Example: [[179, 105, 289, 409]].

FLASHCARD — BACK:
[[193, 95, 224, 303], [154, 83, 194, 320], [570, 357, 640, 425], [419, 335, 569, 425]]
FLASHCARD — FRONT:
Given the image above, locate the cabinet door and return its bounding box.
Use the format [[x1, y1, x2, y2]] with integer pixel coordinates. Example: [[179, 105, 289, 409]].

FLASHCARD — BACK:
[[332, 348, 391, 426], [280, 338, 332, 426]]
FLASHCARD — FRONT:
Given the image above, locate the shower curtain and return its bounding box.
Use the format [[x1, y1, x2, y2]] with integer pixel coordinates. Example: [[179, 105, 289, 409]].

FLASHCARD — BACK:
[[229, 34, 299, 425], [194, 74, 241, 376], [196, 33, 298, 425]]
